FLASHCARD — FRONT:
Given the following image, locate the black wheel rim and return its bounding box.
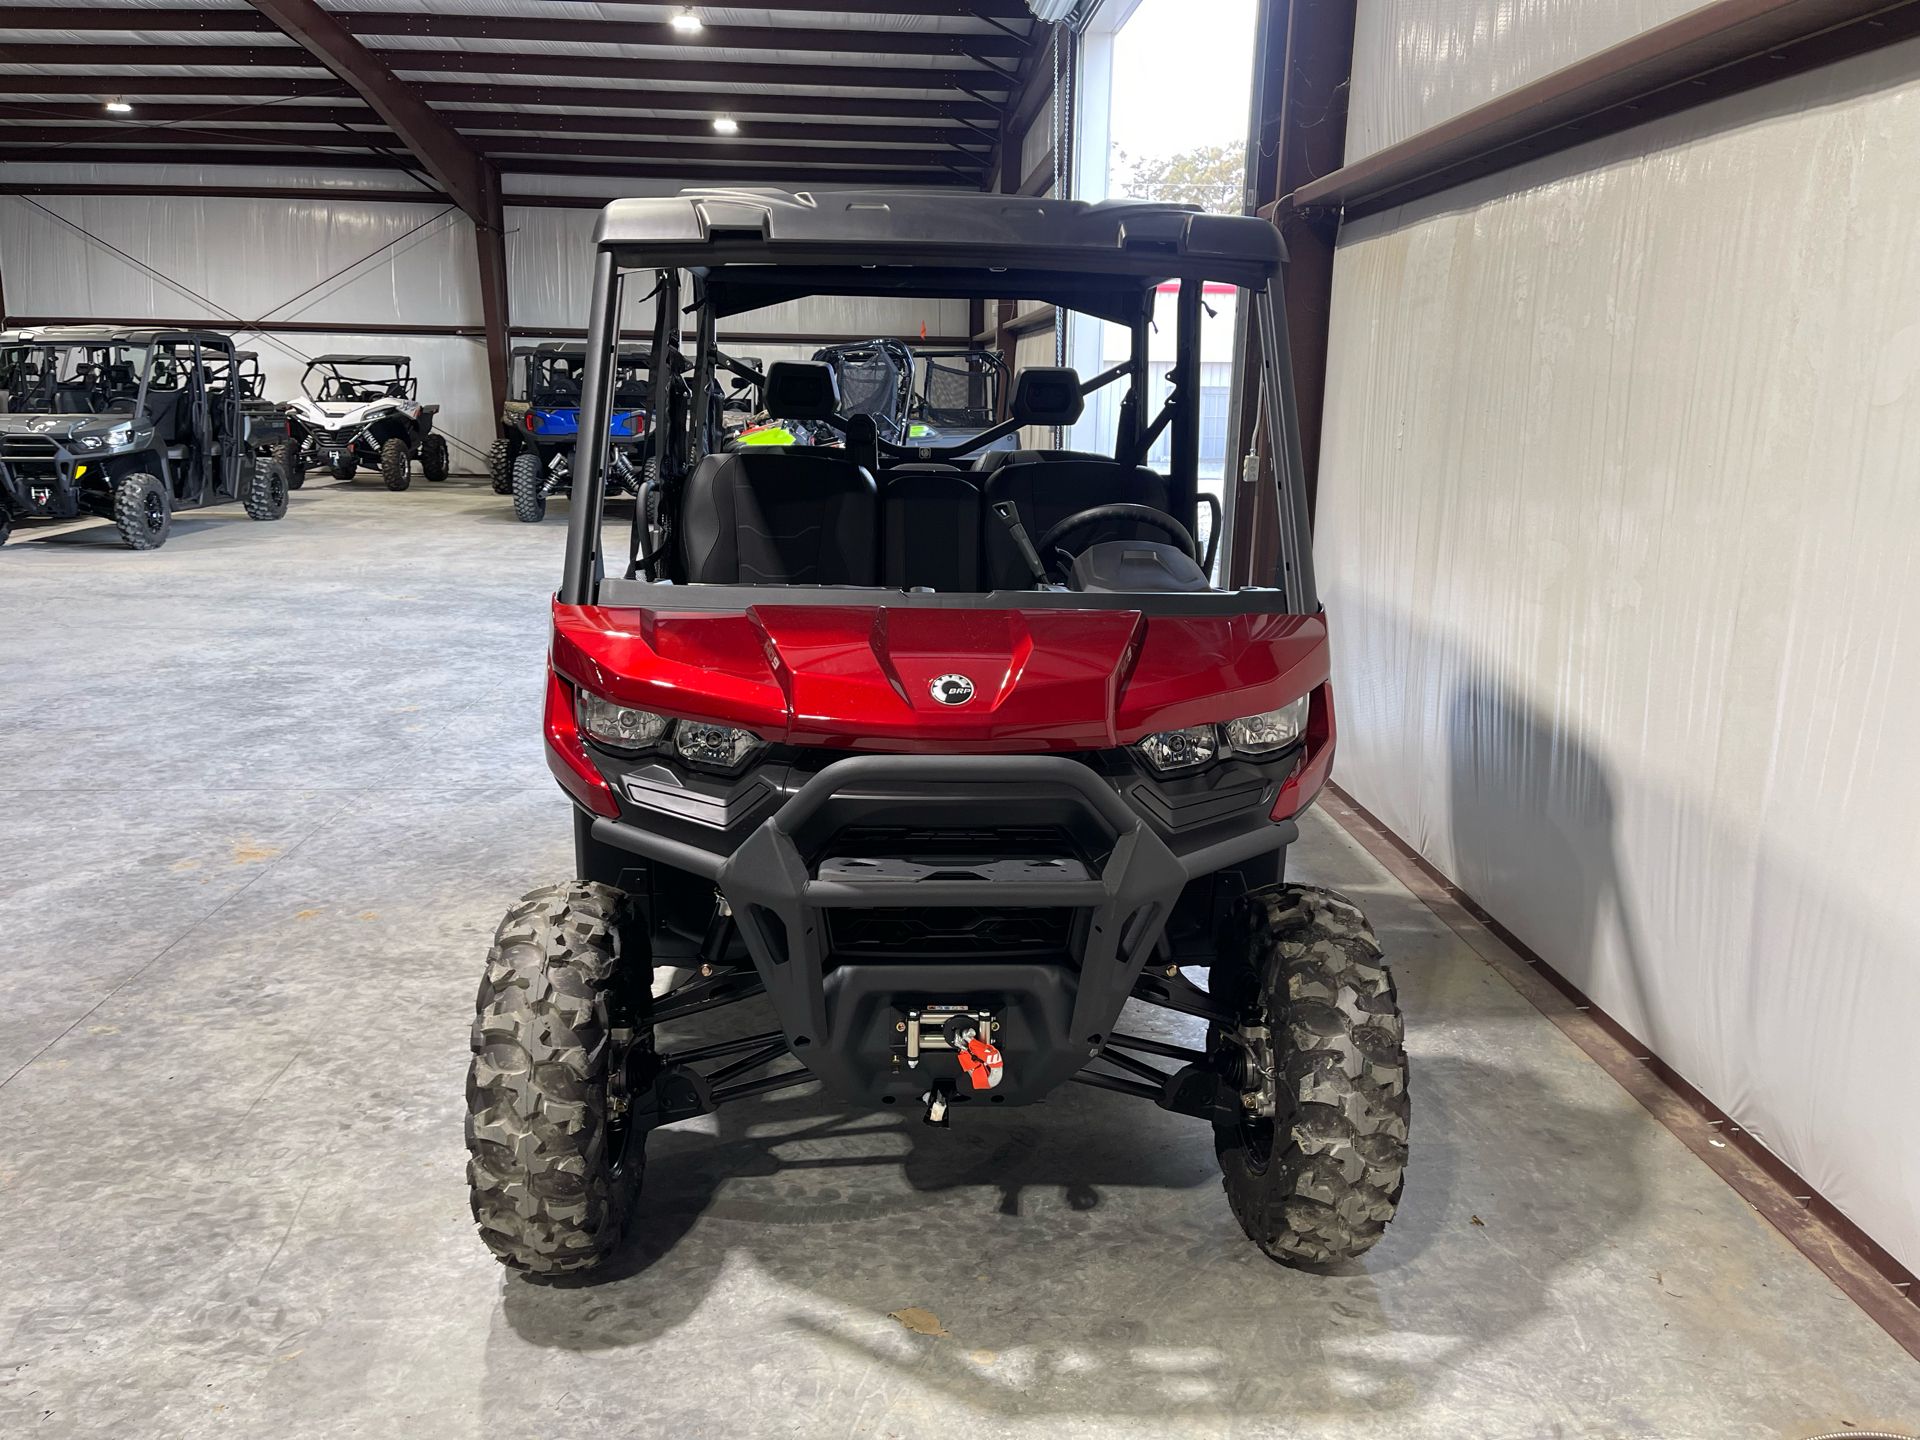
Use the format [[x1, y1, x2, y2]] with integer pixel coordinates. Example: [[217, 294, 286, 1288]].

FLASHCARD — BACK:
[[143, 490, 164, 534], [271, 472, 287, 506]]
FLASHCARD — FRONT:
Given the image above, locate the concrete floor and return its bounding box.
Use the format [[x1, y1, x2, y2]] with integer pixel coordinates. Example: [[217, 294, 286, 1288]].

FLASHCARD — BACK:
[[2, 481, 1918, 1440]]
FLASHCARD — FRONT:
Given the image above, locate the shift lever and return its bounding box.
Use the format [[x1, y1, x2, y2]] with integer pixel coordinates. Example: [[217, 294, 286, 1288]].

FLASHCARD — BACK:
[[990, 500, 1050, 587]]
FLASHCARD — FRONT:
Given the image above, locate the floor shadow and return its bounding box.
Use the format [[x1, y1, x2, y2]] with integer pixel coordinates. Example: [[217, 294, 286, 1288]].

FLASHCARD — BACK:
[[488, 991, 1645, 1426], [19, 515, 236, 548]]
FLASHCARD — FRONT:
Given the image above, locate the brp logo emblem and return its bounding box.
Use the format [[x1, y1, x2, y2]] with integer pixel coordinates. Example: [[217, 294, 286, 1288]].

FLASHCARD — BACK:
[[929, 674, 975, 707]]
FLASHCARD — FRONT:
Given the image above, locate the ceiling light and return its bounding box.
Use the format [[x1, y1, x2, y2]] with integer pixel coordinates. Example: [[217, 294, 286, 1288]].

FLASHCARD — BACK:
[[105, 99, 133, 114], [712, 116, 739, 135], [671, 9, 703, 33]]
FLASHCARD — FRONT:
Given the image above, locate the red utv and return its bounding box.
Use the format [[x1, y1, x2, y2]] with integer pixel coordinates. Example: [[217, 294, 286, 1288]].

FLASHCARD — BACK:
[[466, 189, 1409, 1277]]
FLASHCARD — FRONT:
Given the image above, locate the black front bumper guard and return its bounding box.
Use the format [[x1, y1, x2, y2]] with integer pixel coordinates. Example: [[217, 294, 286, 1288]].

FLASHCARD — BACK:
[[597, 754, 1295, 1116]]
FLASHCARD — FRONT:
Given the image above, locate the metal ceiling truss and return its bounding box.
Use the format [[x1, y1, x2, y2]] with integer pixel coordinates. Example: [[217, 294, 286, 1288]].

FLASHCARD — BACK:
[[0, 0, 1052, 199]]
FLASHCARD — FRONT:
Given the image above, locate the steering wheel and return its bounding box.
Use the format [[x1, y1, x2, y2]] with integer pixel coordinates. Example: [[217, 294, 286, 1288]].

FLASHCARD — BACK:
[[1035, 503, 1198, 581]]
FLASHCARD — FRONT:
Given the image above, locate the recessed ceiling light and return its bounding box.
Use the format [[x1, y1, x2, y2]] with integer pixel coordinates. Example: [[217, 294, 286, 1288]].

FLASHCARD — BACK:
[[712, 116, 739, 135], [105, 99, 133, 114], [671, 9, 703, 33]]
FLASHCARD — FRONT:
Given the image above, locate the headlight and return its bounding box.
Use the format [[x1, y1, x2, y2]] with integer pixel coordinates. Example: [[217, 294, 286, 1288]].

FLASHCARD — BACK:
[[675, 721, 765, 771], [1134, 696, 1312, 774], [1224, 696, 1310, 757], [106, 423, 133, 446], [1134, 724, 1219, 774], [576, 692, 668, 753]]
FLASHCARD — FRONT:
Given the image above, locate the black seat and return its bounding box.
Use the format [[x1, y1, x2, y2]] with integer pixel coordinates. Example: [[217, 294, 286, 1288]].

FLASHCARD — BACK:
[[144, 388, 188, 444], [981, 458, 1178, 589], [881, 466, 981, 591], [679, 451, 879, 585]]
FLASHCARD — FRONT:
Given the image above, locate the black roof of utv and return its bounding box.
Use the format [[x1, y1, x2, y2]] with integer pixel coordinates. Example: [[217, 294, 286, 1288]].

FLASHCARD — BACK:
[[593, 188, 1286, 323], [513, 343, 653, 364], [4, 324, 232, 348]]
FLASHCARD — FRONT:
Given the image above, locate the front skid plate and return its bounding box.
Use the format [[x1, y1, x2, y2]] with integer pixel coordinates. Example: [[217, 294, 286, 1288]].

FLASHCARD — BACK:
[[714, 754, 1193, 1106]]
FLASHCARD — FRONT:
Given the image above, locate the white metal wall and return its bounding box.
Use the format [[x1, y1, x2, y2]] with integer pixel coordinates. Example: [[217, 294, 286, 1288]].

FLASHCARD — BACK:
[[1345, 0, 1710, 159], [1316, 35, 1920, 1270], [0, 182, 499, 468], [1, 168, 974, 468]]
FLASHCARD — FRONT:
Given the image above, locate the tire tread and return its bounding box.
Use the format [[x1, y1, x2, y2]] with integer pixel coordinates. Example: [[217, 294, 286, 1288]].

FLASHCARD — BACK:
[[1216, 884, 1409, 1266], [465, 881, 642, 1275]]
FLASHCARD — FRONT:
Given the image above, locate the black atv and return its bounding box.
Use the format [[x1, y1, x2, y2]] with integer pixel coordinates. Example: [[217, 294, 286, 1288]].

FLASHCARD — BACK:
[[283, 354, 448, 491], [0, 326, 291, 550]]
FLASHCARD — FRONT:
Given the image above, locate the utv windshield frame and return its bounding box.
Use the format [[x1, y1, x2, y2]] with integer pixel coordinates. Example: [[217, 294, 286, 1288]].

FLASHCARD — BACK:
[[560, 190, 1316, 616], [511, 343, 652, 408], [301, 354, 417, 404], [1, 338, 153, 416], [1, 326, 241, 421]]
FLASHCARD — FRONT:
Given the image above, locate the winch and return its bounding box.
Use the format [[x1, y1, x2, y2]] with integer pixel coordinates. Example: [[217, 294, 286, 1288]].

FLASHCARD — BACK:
[[894, 1003, 1006, 1123]]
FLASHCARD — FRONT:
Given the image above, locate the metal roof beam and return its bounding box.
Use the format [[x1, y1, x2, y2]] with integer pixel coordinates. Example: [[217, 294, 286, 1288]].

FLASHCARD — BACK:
[[0, 104, 991, 148], [0, 7, 1027, 57], [0, 74, 1003, 121], [0, 125, 994, 170], [339, 14, 1028, 58], [238, 0, 505, 408], [233, 2, 487, 217], [0, 145, 981, 187], [0, 44, 1018, 93]]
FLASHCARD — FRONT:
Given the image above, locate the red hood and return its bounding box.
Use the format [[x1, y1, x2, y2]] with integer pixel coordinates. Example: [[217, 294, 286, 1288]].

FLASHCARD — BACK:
[[552, 602, 1328, 753]]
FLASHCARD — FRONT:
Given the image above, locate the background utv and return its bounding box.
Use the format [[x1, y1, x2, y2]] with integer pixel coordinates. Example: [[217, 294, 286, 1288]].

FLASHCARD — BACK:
[[489, 342, 652, 523], [0, 325, 291, 549], [467, 190, 1409, 1279], [282, 353, 448, 491]]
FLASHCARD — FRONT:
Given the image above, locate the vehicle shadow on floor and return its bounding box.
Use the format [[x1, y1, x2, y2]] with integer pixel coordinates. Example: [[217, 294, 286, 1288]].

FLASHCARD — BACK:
[[8, 514, 239, 547], [487, 1037, 1645, 1425]]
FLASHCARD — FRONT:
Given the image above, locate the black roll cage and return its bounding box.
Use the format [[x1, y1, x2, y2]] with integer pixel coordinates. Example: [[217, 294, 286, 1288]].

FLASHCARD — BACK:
[[302, 356, 417, 404], [511, 344, 652, 408], [912, 347, 1008, 425], [560, 236, 1317, 618]]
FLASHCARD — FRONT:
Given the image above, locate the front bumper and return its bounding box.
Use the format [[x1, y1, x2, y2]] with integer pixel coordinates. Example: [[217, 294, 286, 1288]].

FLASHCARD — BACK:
[[0, 444, 99, 518], [592, 753, 1295, 1106]]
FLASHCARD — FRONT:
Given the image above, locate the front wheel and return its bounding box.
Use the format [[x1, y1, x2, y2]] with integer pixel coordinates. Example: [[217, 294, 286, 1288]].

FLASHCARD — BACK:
[[277, 437, 306, 490], [421, 433, 450, 483], [113, 471, 172, 550], [1211, 885, 1409, 1266], [379, 436, 411, 491], [488, 437, 514, 495], [466, 882, 651, 1275], [243, 459, 289, 521], [0, 508, 12, 546], [329, 456, 357, 483], [510, 449, 546, 523]]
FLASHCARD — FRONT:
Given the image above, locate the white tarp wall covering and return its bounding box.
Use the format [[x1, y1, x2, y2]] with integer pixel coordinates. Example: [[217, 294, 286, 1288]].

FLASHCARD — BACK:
[[1315, 35, 1920, 1270], [1345, 0, 1711, 158], [0, 180, 497, 466], [1, 170, 972, 469]]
